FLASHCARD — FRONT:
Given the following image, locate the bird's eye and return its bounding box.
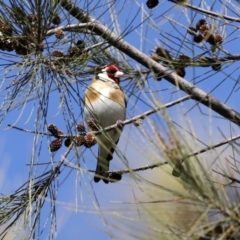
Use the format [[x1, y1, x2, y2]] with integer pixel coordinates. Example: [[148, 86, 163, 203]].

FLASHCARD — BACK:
[[107, 70, 116, 75]]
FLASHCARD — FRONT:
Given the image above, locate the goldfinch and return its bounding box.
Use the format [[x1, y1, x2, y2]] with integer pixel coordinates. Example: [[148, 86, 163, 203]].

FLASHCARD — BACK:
[[84, 65, 126, 183]]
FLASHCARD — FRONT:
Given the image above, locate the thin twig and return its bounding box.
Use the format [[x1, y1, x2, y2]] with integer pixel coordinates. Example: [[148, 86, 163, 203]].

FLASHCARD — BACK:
[[64, 134, 240, 175], [111, 196, 187, 204], [169, 0, 240, 23], [90, 95, 191, 135], [8, 96, 191, 137], [0, 143, 73, 237], [46, 23, 90, 35], [7, 124, 51, 136], [212, 169, 240, 184]]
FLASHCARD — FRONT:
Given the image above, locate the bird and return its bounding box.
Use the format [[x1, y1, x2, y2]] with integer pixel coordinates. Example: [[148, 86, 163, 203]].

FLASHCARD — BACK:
[[84, 64, 126, 183]]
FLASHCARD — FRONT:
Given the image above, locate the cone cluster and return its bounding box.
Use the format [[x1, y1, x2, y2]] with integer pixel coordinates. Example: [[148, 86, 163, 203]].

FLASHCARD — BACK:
[[154, 47, 186, 78], [189, 19, 223, 46], [47, 123, 97, 152]]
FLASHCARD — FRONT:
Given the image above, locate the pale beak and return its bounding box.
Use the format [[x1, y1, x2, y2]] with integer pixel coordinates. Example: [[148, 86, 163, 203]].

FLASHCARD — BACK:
[[114, 71, 124, 77]]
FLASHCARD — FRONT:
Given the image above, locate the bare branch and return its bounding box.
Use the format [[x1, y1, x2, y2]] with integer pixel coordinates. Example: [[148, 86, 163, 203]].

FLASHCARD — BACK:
[[58, 0, 240, 127], [212, 170, 240, 184], [169, 0, 240, 23], [8, 96, 191, 137], [64, 134, 240, 176], [46, 23, 90, 36], [90, 96, 191, 135]]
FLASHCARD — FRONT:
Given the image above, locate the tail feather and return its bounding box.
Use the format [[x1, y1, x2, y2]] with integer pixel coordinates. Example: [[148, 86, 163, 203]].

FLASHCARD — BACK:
[[94, 160, 110, 183], [94, 138, 120, 183]]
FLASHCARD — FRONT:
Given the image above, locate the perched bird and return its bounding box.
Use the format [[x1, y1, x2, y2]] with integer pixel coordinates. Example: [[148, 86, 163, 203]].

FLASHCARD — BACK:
[[84, 64, 126, 183]]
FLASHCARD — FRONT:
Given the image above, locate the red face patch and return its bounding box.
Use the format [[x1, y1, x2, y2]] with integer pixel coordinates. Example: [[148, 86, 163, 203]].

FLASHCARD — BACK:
[[106, 65, 120, 84]]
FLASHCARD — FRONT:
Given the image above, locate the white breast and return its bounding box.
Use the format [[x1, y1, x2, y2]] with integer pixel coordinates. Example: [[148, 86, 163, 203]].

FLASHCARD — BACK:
[[84, 91, 126, 128]]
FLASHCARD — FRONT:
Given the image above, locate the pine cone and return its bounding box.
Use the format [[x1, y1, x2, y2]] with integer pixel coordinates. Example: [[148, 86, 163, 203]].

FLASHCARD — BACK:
[[212, 63, 221, 71], [150, 55, 159, 62], [0, 39, 15, 52], [69, 46, 80, 57], [52, 50, 64, 58], [55, 29, 64, 39], [48, 124, 58, 134], [27, 14, 37, 22], [175, 68, 186, 78], [146, 0, 159, 9], [0, 23, 12, 36], [15, 43, 29, 55], [5, 39, 16, 51], [73, 134, 85, 146], [76, 123, 86, 133], [50, 139, 62, 152], [12, 7, 26, 22], [15, 38, 32, 55], [156, 47, 172, 60], [196, 19, 207, 31], [214, 34, 223, 44], [47, 124, 63, 138], [64, 137, 72, 147], [193, 34, 204, 43], [75, 40, 85, 52], [203, 30, 215, 45], [198, 24, 209, 33], [178, 54, 191, 61], [51, 14, 61, 25], [84, 133, 97, 148]]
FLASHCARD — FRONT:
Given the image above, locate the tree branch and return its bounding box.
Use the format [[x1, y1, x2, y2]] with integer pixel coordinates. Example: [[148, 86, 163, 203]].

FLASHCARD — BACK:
[[46, 23, 90, 36], [48, 22, 240, 66], [212, 169, 240, 185], [90, 95, 191, 135], [58, 0, 240, 127], [8, 96, 191, 137], [65, 134, 240, 176], [169, 0, 240, 22]]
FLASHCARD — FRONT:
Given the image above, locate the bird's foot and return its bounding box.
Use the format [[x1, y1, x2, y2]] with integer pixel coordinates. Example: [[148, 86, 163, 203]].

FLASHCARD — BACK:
[[87, 118, 100, 131], [108, 172, 122, 183], [116, 120, 124, 129]]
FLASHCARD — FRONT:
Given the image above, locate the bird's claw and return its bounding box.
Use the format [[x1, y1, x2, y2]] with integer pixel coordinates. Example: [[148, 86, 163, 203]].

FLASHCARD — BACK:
[[116, 120, 124, 129], [108, 172, 122, 183], [87, 118, 99, 131]]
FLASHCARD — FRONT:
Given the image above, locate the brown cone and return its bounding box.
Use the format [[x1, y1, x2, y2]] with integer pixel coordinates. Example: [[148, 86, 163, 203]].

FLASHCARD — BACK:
[[50, 139, 62, 152]]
